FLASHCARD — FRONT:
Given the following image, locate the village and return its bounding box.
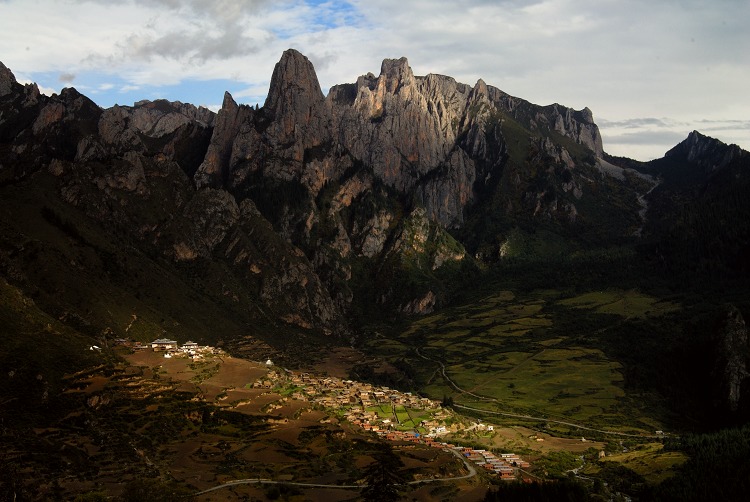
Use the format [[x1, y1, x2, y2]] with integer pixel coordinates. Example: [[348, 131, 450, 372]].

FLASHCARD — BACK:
[[136, 338, 532, 481], [252, 367, 531, 480], [130, 337, 225, 359]]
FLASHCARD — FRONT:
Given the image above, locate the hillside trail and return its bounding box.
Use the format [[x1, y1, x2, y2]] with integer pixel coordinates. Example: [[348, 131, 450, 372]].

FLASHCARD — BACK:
[[634, 177, 661, 237]]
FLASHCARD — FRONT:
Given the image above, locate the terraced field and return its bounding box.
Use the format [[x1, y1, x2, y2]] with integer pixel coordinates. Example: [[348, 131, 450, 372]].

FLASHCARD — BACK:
[[366, 288, 681, 435]]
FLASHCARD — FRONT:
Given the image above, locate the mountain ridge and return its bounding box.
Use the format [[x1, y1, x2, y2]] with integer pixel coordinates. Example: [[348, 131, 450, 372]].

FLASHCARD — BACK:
[[2, 49, 748, 335]]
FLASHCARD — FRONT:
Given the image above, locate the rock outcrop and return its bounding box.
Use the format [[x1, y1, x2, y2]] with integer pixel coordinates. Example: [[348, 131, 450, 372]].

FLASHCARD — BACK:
[[0, 61, 15, 97], [194, 91, 253, 188], [194, 51, 605, 236], [715, 306, 750, 413], [264, 48, 329, 154]]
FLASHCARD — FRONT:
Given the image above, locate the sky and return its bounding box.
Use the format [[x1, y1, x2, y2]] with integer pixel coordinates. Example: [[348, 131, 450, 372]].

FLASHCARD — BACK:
[[1, 0, 748, 161]]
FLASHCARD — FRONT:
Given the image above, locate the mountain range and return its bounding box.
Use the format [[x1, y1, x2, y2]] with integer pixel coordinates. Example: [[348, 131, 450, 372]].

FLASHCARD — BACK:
[[1, 49, 750, 500]]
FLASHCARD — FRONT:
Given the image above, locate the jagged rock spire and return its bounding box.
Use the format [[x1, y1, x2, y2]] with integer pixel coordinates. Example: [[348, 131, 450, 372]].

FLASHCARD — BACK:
[[264, 48, 325, 119]]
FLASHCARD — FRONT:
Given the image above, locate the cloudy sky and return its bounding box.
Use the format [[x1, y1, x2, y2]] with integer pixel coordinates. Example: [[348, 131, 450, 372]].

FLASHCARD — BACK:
[[1, 0, 748, 160]]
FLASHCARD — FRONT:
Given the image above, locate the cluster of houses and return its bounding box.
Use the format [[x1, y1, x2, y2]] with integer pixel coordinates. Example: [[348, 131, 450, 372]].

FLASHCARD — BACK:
[[344, 408, 456, 436], [252, 370, 442, 414], [247, 367, 532, 479], [131, 338, 224, 360], [465, 449, 530, 480]]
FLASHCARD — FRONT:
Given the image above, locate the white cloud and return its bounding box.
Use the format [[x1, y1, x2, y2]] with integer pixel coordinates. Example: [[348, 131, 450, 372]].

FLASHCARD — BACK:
[[58, 72, 76, 83], [0, 0, 748, 160], [202, 103, 223, 113]]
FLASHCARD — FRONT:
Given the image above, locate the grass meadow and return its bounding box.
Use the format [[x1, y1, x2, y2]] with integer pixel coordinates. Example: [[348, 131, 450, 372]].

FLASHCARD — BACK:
[[366, 288, 681, 435]]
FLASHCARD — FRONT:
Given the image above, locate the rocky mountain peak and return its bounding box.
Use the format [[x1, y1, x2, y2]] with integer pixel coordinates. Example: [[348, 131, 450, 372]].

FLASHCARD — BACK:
[[264, 48, 325, 117], [349, 57, 420, 120], [194, 90, 253, 189], [580, 106, 594, 123], [472, 78, 488, 97], [133, 99, 215, 127], [379, 57, 415, 93], [666, 130, 742, 171], [547, 104, 603, 157], [667, 130, 713, 158], [0, 61, 17, 96], [222, 90, 237, 111], [260, 48, 331, 170], [57, 87, 102, 119]]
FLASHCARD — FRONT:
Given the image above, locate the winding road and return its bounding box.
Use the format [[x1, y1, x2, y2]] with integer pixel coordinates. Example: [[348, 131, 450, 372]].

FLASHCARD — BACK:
[[415, 347, 492, 402], [193, 448, 477, 496]]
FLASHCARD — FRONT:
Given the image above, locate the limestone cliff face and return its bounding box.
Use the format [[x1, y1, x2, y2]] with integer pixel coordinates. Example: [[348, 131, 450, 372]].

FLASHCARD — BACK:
[[191, 50, 608, 252], [193, 51, 605, 239], [196, 49, 339, 194], [333, 64, 480, 229], [263, 48, 330, 160], [96, 99, 214, 176], [194, 91, 254, 188], [329, 58, 603, 230], [334, 58, 470, 193], [548, 105, 603, 157]]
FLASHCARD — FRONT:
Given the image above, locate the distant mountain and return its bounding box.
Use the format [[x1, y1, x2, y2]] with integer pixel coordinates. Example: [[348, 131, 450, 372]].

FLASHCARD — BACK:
[[634, 130, 750, 277]]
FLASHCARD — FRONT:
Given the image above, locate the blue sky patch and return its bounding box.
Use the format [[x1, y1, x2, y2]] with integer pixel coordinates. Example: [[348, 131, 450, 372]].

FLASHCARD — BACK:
[[27, 70, 266, 110]]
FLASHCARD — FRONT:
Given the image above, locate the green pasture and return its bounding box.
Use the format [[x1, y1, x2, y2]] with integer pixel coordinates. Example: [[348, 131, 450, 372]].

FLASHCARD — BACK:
[[367, 404, 393, 419], [558, 289, 680, 319], [586, 443, 688, 484], [368, 287, 680, 432], [364, 404, 426, 430]]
